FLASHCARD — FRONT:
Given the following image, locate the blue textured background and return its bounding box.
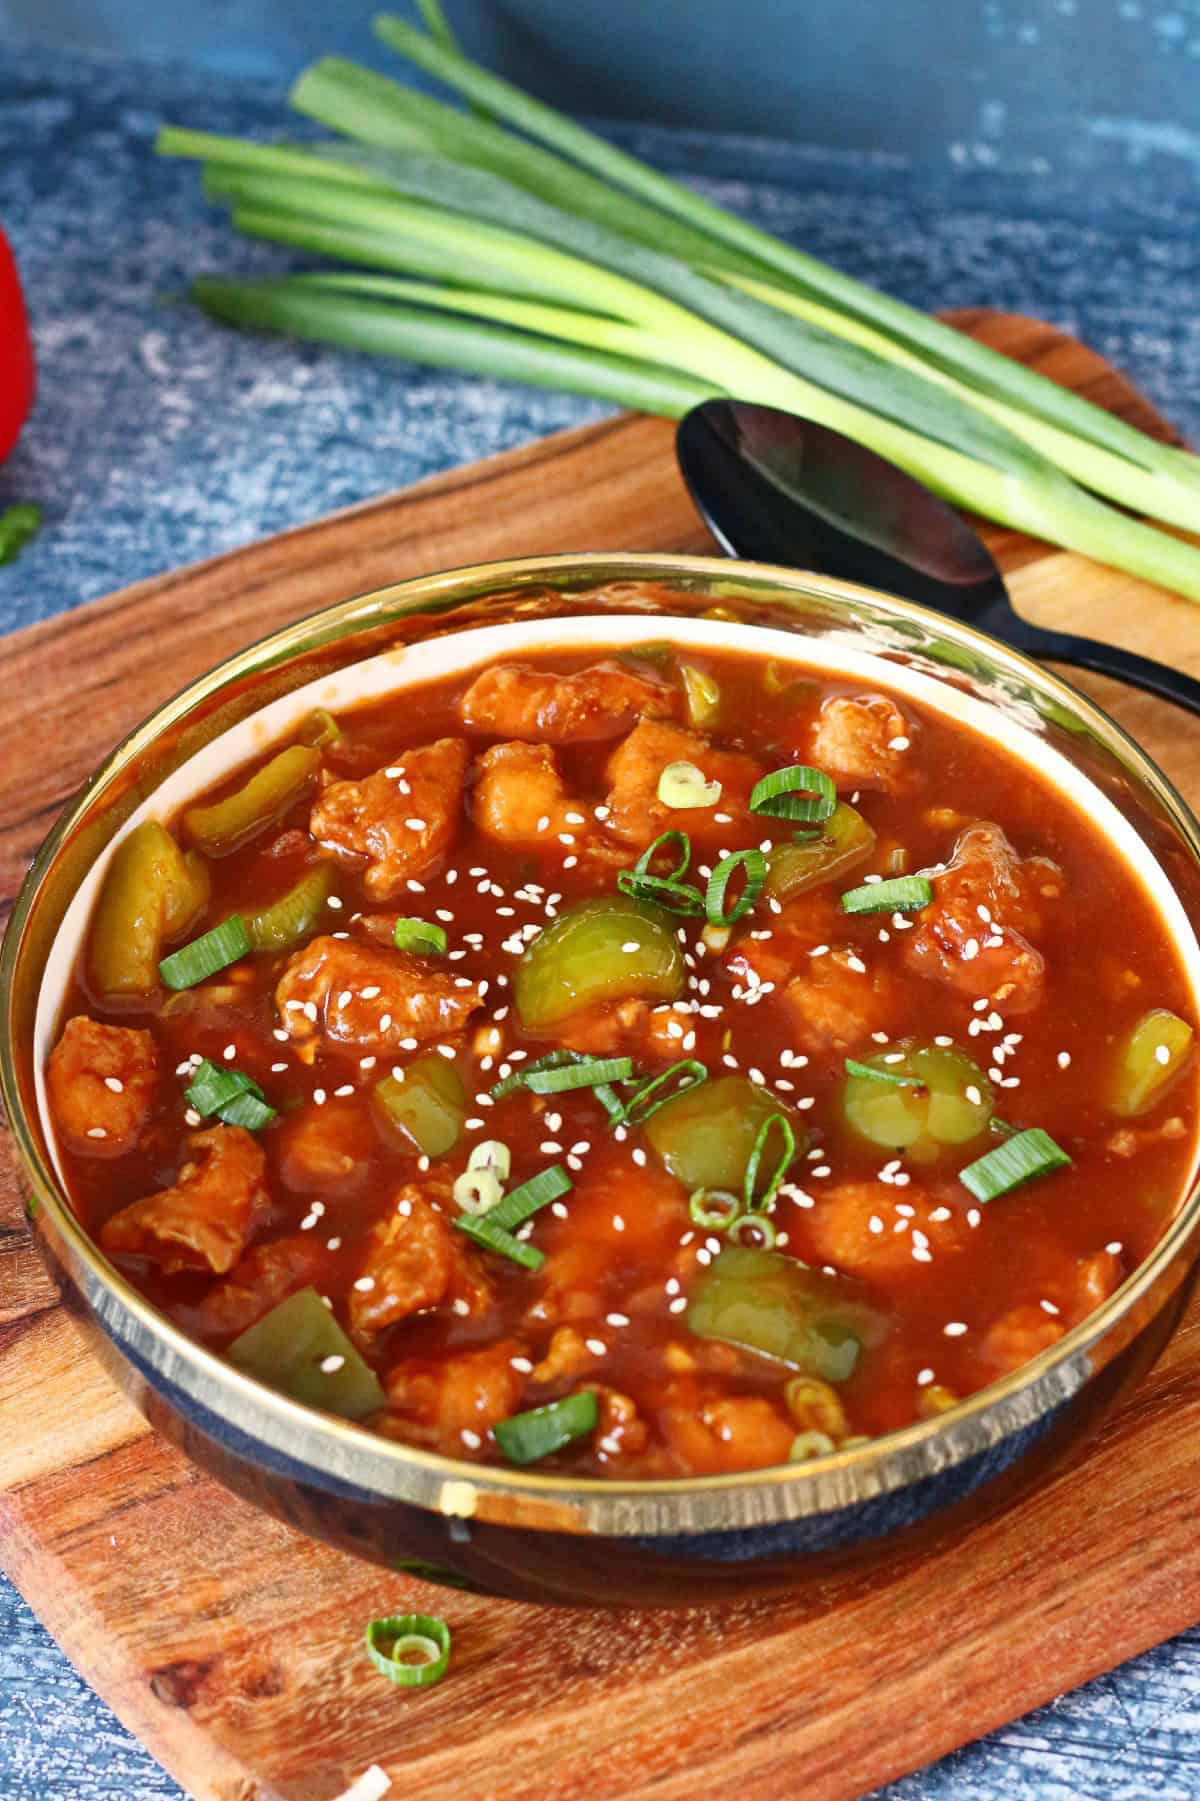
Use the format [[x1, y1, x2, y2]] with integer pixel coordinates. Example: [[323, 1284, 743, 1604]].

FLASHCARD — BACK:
[[2, 38, 1200, 1801]]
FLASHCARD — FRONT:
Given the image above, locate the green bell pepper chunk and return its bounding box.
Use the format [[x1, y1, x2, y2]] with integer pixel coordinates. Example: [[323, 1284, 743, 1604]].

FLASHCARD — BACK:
[[1111, 1008, 1195, 1117], [90, 820, 212, 997], [246, 864, 336, 954], [842, 1040, 993, 1163], [644, 1074, 803, 1192], [183, 743, 320, 857], [764, 802, 876, 904], [228, 1286, 385, 1420], [688, 1245, 885, 1383], [514, 894, 685, 1031], [372, 1053, 467, 1158]]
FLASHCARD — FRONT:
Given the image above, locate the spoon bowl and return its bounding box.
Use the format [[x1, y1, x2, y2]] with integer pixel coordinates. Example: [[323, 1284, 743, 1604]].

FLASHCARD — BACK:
[[677, 398, 1200, 717]]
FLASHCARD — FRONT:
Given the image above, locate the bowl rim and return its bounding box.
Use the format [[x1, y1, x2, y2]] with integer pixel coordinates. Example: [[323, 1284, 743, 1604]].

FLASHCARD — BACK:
[[4, 548, 1200, 1533]]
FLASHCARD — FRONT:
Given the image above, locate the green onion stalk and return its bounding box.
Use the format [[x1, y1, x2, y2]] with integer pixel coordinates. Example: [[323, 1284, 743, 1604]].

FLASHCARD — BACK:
[[155, 10, 1200, 602]]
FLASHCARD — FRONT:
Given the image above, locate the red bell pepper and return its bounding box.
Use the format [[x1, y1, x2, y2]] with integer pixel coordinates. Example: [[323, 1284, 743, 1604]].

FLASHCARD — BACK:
[[0, 227, 35, 462]]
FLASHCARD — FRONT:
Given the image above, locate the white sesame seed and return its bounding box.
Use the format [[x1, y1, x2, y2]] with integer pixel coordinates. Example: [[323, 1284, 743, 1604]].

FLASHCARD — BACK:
[[943, 1321, 968, 1337], [223, 1043, 237, 1062], [510, 1356, 534, 1373], [86, 1126, 107, 1139], [586, 1339, 607, 1357], [1040, 1299, 1061, 1316], [461, 1429, 482, 1450], [320, 1354, 345, 1374], [1106, 1241, 1123, 1255], [631, 1148, 647, 1168], [353, 1276, 376, 1292], [404, 818, 427, 832], [605, 1312, 630, 1328], [888, 735, 910, 751], [1155, 1043, 1171, 1065], [917, 1368, 935, 1386]]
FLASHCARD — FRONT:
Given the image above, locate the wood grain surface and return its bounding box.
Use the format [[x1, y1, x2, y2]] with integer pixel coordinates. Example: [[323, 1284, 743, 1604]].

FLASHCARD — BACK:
[[3, 313, 1200, 1801]]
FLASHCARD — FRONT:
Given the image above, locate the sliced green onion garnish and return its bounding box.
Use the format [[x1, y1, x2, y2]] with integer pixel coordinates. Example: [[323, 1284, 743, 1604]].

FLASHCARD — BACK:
[[215, 1089, 277, 1131], [486, 1163, 572, 1232], [393, 917, 448, 954], [958, 1127, 1071, 1202], [455, 1214, 544, 1269], [452, 1165, 504, 1216], [616, 868, 705, 913], [657, 760, 721, 809], [493, 1391, 599, 1465], [491, 1049, 628, 1118], [183, 1058, 277, 1130], [467, 1138, 511, 1181], [523, 1055, 635, 1094], [365, 1613, 451, 1688], [611, 1058, 707, 1129], [743, 1112, 796, 1211], [727, 1211, 778, 1249], [705, 848, 766, 925], [750, 765, 836, 822], [840, 875, 933, 915], [490, 1049, 575, 1101], [688, 1187, 741, 1231], [636, 829, 691, 882], [158, 915, 250, 989], [843, 1057, 922, 1087], [184, 1058, 262, 1115]]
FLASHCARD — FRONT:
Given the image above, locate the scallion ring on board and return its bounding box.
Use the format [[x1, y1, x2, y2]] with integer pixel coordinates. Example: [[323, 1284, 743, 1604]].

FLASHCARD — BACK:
[[364, 1613, 451, 1688]]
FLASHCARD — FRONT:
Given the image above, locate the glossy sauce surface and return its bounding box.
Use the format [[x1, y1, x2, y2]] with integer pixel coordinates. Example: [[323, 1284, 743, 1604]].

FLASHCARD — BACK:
[[47, 638, 1200, 1477]]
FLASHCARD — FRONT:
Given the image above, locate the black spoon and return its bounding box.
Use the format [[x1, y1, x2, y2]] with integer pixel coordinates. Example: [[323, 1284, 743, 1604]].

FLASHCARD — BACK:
[[676, 398, 1200, 717]]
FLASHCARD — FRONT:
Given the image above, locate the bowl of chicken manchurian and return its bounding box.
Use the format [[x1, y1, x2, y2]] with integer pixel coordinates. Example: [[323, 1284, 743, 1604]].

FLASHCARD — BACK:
[[5, 554, 1200, 1605]]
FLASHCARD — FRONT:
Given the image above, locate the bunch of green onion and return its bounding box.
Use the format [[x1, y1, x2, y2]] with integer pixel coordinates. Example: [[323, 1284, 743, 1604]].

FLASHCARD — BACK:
[[159, 2, 1200, 599]]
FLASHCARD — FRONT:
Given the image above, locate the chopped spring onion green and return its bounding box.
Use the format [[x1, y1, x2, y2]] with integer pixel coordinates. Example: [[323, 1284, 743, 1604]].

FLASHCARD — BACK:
[[617, 828, 704, 914], [840, 875, 933, 915], [616, 868, 705, 913], [958, 1126, 1071, 1202], [493, 1390, 599, 1465], [485, 1164, 572, 1233], [750, 765, 837, 823], [364, 1613, 451, 1688], [454, 1214, 544, 1269], [393, 917, 448, 954], [522, 1055, 635, 1094], [843, 1057, 922, 1087], [657, 760, 721, 809], [490, 1049, 626, 1117], [688, 1187, 741, 1231], [184, 1059, 277, 1130], [0, 503, 42, 566], [705, 847, 766, 925], [611, 1058, 707, 1129], [158, 915, 250, 989], [742, 1112, 796, 1212], [215, 1089, 278, 1132], [727, 1211, 778, 1249], [455, 1163, 571, 1259]]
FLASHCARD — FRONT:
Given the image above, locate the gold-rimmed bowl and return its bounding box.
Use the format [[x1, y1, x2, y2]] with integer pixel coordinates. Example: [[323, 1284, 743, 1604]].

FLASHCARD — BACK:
[[4, 552, 1200, 1607]]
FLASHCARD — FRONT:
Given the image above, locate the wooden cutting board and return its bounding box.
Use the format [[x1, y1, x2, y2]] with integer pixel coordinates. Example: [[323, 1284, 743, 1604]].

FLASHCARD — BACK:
[[4, 311, 1200, 1801]]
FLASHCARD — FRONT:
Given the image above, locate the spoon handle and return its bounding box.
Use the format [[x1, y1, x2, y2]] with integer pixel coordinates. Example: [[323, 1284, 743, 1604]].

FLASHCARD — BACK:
[[1002, 617, 1200, 718]]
